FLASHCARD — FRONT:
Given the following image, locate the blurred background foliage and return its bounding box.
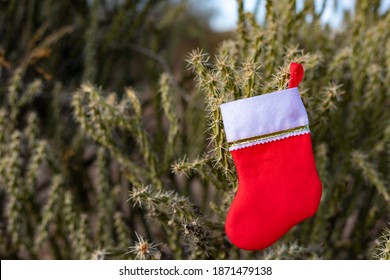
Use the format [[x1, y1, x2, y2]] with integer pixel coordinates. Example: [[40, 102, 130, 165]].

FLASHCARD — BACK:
[[0, 0, 389, 260]]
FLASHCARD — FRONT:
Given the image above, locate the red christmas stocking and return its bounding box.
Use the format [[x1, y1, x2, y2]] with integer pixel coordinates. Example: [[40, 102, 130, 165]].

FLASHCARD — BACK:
[[220, 63, 322, 250]]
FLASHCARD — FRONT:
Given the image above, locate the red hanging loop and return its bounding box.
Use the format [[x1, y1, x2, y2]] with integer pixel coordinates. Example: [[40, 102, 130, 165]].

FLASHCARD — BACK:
[[288, 62, 304, 88]]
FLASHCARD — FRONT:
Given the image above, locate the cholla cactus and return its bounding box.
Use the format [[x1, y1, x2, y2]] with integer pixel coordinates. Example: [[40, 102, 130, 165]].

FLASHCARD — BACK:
[[264, 242, 322, 260], [374, 225, 390, 260], [0, 0, 389, 260], [126, 232, 160, 260]]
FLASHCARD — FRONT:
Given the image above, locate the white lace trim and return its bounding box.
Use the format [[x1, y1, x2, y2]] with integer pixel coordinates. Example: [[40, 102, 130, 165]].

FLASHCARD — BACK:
[[229, 130, 310, 151]]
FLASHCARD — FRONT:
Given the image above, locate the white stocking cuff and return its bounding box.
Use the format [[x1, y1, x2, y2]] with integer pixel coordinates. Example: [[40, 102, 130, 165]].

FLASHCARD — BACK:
[[220, 88, 310, 151]]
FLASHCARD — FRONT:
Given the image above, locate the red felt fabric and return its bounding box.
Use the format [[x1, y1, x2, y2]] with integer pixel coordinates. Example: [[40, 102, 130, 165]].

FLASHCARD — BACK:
[[289, 62, 304, 88], [225, 134, 322, 251]]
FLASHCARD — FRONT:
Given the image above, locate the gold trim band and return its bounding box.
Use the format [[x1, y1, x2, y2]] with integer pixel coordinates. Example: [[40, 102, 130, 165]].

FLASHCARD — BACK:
[[229, 125, 310, 148]]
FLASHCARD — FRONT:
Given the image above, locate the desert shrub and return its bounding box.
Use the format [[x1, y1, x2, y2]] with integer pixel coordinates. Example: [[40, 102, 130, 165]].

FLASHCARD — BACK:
[[0, 0, 389, 259]]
